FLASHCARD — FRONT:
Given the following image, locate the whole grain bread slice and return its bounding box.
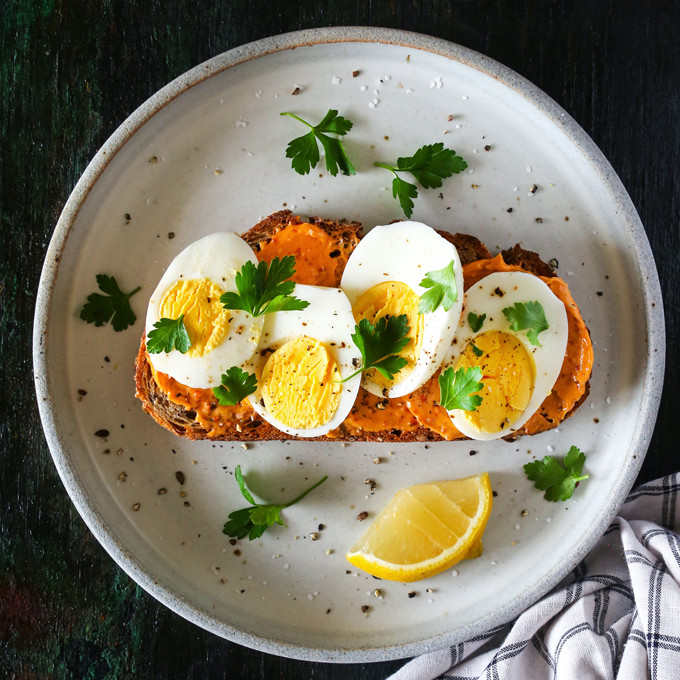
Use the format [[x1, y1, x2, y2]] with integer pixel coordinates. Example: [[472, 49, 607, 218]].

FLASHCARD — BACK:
[[135, 214, 584, 442]]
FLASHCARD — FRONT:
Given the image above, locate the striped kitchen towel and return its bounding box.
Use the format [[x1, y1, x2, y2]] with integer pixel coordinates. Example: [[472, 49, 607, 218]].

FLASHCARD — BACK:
[[388, 473, 680, 680]]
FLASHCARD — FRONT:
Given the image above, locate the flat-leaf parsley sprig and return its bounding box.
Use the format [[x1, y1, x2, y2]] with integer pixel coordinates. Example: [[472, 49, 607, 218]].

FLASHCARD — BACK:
[[220, 255, 309, 317], [80, 274, 142, 332], [281, 109, 356, 176], [339, 314, 411, 383], [502, 301, 549, 347], [375, 143, 468, 218], [438, 366, 484, 412], [523, 446, 589, 502], [146, 315, 191, 354], [213, 366, 257, 406], [224, 465, 329, 540], [418, 260, 459, 314]]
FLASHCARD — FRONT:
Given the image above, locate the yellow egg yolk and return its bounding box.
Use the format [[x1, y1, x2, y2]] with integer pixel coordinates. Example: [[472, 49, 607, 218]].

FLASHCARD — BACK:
[[352, 282, 424, 388], [260, 336, 342, 430], [455, 330, 535, 434], [159, 279, 231, 358]]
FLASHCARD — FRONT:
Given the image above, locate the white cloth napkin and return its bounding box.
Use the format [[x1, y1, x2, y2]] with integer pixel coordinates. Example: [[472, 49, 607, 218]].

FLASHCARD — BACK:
[[388, 474, 680, 680]]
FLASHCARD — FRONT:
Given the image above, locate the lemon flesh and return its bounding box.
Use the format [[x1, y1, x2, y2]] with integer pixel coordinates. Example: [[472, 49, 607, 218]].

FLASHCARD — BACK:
[[346, 473, 492, 582]]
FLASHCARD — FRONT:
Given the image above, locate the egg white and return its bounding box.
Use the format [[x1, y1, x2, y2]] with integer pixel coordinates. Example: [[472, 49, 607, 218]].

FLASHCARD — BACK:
[[246, 284, 362, 438], [340, 221, 464, 398], [145, 232, 264, 388], [443, 271, 569, 440]]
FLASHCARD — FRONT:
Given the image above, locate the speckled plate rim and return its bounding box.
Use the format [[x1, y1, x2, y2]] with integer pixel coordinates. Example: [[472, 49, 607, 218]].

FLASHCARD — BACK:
[[33, 26, 665, 663]]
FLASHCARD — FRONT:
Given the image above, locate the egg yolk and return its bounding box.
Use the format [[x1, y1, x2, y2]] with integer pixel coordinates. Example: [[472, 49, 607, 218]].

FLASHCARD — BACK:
[[159, 279, 231, 358], [455, 330, 535, 434], [352, 282, 424, 388], [260, 336, 342, 430]]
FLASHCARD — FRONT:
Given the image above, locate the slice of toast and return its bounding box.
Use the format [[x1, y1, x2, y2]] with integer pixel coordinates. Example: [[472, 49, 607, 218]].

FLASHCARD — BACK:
[[135, 213, 587, 442]]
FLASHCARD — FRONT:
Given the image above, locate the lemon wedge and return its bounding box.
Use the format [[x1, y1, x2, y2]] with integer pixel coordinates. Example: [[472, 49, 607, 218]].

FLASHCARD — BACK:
[[346, 473, 492, 582]]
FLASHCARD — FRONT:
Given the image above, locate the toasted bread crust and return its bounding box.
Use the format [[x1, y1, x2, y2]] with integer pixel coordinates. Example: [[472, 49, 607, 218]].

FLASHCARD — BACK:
[[135, 213, 587, 442]]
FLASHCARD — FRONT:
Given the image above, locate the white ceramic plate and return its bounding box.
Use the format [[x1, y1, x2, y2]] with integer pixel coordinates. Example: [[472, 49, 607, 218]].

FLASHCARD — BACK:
[[34, 28, 665, 662]]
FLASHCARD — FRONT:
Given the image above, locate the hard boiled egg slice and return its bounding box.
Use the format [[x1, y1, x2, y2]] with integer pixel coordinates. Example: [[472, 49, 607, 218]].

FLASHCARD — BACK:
[[340, 222, 463, 398], [246, 284, 362, 438], [443, 271, 568, 440], [145, 233, 263, 388]]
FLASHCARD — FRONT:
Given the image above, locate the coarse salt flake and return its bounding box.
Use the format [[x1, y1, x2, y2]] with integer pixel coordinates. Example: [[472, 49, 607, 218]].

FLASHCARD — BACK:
[[332, 76, 342, 85]]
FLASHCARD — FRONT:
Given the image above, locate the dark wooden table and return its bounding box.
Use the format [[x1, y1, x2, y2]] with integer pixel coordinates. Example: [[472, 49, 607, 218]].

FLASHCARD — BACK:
[[2, 1, 678, 678]]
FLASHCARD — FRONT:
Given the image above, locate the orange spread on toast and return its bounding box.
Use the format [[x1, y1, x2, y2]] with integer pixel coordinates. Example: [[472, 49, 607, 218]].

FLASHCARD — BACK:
[[256, 220, 344, 287], [147, 222, 593, 440]]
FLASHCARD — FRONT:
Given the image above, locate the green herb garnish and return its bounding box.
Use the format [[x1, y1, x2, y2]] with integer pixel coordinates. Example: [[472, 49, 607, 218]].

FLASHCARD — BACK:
[[212, 367, 258, 406], [375, 143, 468, 217], [220, 256, 309, 317], [468, 312, 486, 333], [281, 109, 356, 176], [80, 274, 142, 332], [418, 260, 458, 314], [224, 465, 328, 540], [438, 366, 484, 411], [339, 315, 410, 383], [502, 301, 549, 346], [146, 315, 191, 354], [470, 341, 484, 357], [523, 446, 589, 502]]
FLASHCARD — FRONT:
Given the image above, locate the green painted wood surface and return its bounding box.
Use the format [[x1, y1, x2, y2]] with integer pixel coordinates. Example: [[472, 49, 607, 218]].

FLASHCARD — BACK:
[[1, 1, 678, 677]]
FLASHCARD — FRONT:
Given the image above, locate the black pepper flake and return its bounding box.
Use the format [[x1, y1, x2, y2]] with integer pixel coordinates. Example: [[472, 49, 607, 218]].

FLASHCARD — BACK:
[[493, 287, 505, 297], [469, 450, 477, 456], [318, 524, 325, 531], [529, 184, 538, 194], [352, 70, 360, 77], [329, 249, 341, 258], [291, 86, 301, 95], [492, 491, 498, 497], [357, 511, 369, 521], [506, 208, 513, 213], [596, 291, 603, 297], [95, 429, 109, 438], [361, 605, 371, 613], [234, 549, 241, 556], [78, 389, 87, 396], [407, 591, 416, 598], [593, 418, 600, 424], [484, 144, 491, 151], [104, 356, 110, 363], [124, 213, 131, 221], [535, 217, 544, 224], [168, 232, 175, 239], [175, 471, 186, 485], [549, 258, 559, 269], [157, 487, 168, 495], [229, 538, 237, 546], [132, 503, 141, 511]]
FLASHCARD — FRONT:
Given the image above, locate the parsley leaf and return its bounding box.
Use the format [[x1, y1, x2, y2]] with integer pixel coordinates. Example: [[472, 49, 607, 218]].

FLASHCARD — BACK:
[[470, 341, 484, 357], [523, 446, 589, 502], [212, 366, 258, 406], [502, 301, 549, 346], [146, 315, 191, 354], [468, 312, 486, 333], [220, 256, 309, 317], [418, 260, 459, 314], [223, 465, 328, 540], [281, 110, 356, 176], [438, 366, 484, 411], [80, 274, 142, 331], [375, 143, 468, 217], [339, 315, 410, 383]]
